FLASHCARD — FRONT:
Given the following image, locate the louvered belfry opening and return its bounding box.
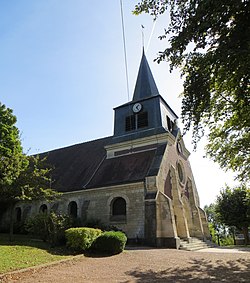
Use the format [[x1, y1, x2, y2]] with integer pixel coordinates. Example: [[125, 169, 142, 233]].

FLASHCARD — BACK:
[[125, 111, 148, 132]]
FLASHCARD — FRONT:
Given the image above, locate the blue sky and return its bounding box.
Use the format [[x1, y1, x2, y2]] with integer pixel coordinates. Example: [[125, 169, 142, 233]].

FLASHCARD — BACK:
[[0, 1, 236, 207]]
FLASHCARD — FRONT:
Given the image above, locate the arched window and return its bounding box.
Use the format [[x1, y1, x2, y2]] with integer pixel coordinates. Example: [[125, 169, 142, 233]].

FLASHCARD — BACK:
[[111, 197, 126, 221], [177, 162, 185, 184], [15, 207, 22, 222], [68, 201, 77, 218], [39, 204, 48, 214]]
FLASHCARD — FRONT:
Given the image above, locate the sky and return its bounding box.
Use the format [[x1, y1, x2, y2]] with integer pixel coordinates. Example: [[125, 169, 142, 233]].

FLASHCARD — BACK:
[[0, 1, 237, 207]]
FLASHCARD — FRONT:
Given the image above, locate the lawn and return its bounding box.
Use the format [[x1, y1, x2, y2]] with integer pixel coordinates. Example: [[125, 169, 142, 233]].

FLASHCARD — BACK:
[[0, 233, 74, 274]]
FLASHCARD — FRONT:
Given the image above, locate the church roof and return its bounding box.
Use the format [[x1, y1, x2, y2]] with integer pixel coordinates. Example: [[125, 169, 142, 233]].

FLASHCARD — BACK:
[[132, 49, 159, 101], [41, 136, 165, 192], [41, 137, 111, 192]]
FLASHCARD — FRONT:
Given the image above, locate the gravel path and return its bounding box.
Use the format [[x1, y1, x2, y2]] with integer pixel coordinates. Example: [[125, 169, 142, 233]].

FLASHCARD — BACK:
[[1, 247, 250, 283]]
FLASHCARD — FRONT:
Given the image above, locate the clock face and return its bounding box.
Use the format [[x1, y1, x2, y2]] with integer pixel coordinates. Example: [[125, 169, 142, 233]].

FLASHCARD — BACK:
[[132, 103, 142, 113]]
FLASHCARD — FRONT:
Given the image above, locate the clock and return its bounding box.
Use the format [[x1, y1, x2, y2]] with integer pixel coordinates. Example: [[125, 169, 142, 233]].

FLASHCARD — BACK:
[[132, 103, 142, 113]]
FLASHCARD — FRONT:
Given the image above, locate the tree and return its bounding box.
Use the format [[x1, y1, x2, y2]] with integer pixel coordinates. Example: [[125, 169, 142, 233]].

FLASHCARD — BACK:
[[204, 203, 221, 244], [0, 103, 26, 188], [216, 185, 250, 245], [0, 102, 59, 240], [204, 203, 234, 245], [134, 0, 250, 182]]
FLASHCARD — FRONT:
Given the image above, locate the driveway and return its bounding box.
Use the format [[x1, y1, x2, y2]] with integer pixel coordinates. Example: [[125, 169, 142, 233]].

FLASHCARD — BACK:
[[1, 247, 249, 282]]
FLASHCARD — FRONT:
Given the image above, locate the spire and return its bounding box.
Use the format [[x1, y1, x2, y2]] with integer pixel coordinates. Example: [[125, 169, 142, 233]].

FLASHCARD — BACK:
[[132, 49, 159, 101]]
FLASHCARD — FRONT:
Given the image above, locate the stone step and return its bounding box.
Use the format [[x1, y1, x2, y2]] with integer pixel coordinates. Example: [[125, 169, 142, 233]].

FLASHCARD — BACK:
[[179, 237, 216, 251]]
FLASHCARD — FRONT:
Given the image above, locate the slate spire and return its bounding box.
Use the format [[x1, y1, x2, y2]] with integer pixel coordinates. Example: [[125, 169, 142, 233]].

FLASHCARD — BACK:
[[132, 49, 159, 101]]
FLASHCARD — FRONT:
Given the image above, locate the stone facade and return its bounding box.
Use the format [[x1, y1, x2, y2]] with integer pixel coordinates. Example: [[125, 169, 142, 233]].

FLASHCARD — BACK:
[[0, 51, 210, 248]]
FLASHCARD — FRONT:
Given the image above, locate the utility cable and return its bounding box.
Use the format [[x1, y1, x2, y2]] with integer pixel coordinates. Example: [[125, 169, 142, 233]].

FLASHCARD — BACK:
[[120, 0, 130, 102]]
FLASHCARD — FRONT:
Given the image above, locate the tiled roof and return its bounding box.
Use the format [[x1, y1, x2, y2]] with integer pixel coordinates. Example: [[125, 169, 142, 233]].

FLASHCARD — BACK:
[[40, 136, 165, 192], [41, 137, 111, 192], [85, 149, 157, 189]]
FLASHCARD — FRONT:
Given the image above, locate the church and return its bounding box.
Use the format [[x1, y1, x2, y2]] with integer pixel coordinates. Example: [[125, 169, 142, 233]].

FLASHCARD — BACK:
[[1, 50, 210, 248]]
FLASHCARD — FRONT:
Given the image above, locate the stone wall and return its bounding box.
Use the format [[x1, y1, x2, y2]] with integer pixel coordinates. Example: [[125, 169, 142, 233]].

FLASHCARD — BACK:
[[2, 183, 146, 240]]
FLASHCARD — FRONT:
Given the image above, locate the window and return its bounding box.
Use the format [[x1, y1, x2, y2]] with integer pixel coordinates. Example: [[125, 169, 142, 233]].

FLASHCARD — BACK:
[[39, 204, 48, 214], [125, 115, 136, 131], [138, 112, 148, 128], [68, 201, 77, 218], [111, 197, 126, 221], [167, 116, 174, 132], [125, 112, 148, 132], [177, 162, 185, 184], [177, 141, 183, 154], [15, 207, 22, 222]]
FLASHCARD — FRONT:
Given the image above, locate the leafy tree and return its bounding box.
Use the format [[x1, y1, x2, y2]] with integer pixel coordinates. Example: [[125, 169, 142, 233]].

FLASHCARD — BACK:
[[204, 203, 234, 245], [216, 185, 250, 245], [0, 103, 26, 188], [0, 102, 59, 240], [134, 0, 250, 182]]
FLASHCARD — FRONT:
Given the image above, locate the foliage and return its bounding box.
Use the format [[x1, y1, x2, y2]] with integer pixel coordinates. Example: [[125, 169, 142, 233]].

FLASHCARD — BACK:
[[92, 231, 127, 255], [134, 0, 250, 182], [204, 203, 221, 243], [83, 218, 105, 229], [0, 102, 58, 204], [65, 227, 102, 252], [25, 212, 73, 246], [220, 236, 234, 246], [0, 102, 59, 240], [1, 155, 58, 204], [216, 185, 250, 244], [204, 203, 233, 245], [83, 218, 125, 233], [0, 103, 26, 190], [0, 233, 72, 274]]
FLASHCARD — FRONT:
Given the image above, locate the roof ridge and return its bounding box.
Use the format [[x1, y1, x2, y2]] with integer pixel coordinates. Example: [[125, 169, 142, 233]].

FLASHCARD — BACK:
[[37, 136, 113, 155]]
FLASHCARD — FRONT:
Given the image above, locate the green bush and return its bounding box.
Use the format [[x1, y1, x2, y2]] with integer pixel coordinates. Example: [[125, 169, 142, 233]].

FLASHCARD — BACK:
[[83, 218, 124, 233], [25, 212, 73, 246], [92, 231, 127, 255], [25, 213, 50, 242], [220, 236, 234, 246], [65, 227, 102, 252]]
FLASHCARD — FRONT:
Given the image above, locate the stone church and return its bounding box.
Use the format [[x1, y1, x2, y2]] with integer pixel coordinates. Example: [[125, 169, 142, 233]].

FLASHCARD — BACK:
[[1, 51, 210, 248]]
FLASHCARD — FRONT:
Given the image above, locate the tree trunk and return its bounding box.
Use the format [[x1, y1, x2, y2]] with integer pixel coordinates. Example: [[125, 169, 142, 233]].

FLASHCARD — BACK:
[[9, 202, 15, 242], [242, 226, 249, 245]]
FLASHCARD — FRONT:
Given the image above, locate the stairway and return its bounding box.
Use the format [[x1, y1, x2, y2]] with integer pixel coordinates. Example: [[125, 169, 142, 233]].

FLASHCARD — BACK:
[[179, 237, 217, 251]]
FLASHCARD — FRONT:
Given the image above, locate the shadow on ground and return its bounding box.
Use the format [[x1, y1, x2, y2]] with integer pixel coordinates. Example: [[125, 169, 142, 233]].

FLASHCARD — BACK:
[[124, 258, 250, 282]]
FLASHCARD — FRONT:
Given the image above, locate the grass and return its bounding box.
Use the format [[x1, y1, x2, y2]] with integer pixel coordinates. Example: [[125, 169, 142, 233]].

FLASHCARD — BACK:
[[0, 233, 75, 274]]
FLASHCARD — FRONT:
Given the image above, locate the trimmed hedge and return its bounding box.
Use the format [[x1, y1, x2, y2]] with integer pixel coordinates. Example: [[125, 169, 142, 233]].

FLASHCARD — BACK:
[[92, 231, 127, 255], [65, 227, 102, 252]]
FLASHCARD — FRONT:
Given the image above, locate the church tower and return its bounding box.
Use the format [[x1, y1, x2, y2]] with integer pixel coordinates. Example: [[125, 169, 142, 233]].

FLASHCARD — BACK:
[[106, 50, 210, 247], [112, 50, 178, 144]]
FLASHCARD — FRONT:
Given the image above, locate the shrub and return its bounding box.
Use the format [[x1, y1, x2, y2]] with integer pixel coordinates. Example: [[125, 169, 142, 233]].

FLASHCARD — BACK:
[[220, 236, 234, 246], [92, 231, 127, 255], [83, 219, 124, 233], [25, 212, 73, 246], [83, 218, 104, 229], [65, 227, 102, 252], [25, 213, 49, 241]]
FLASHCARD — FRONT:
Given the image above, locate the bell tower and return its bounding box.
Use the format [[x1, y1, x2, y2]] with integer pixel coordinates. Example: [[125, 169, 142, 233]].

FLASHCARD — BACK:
[[112, 50, 178, 144]]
